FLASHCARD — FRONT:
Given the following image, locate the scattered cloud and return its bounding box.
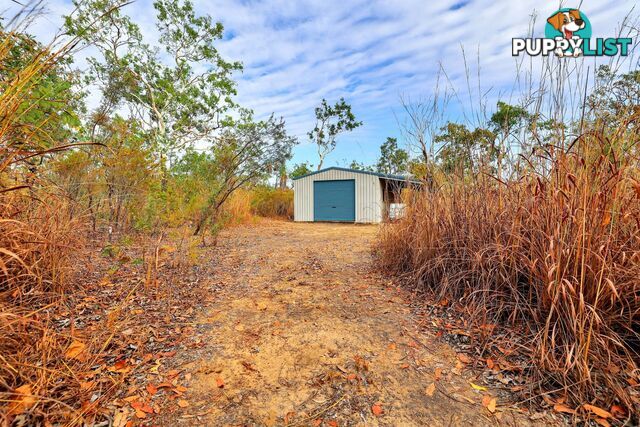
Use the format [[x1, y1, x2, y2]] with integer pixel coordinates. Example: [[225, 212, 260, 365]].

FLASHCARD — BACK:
[[3, 0, 637, 165]]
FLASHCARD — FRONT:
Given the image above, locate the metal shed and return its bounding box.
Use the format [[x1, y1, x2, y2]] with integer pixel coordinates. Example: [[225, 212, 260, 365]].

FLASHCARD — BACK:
[[292, 167, 418, 223]]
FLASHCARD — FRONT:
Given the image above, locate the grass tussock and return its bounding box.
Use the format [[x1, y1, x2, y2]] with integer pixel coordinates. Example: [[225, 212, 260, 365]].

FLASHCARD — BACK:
[[378, 118, 640, 411]]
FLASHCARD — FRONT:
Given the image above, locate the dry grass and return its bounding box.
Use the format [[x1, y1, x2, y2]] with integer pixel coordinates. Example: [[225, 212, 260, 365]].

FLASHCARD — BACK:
[[377, 116, 640, 414]]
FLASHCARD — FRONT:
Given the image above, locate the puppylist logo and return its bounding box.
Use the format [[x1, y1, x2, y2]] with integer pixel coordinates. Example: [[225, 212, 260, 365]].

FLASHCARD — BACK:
[[512, 8, 632, 57]]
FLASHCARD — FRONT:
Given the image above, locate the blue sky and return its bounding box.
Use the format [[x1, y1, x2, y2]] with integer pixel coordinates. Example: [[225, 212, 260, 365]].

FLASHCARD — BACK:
[[3, 0, 638, 168]]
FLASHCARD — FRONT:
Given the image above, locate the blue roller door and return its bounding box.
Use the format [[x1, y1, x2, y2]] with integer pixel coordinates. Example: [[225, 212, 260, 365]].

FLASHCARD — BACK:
[[313, 180, 355, 222]]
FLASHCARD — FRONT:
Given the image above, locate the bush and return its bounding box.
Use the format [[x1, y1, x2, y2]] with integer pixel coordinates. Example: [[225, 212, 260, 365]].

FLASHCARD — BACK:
[[377, 124, 640, 411], [251, 187, 293, 219]]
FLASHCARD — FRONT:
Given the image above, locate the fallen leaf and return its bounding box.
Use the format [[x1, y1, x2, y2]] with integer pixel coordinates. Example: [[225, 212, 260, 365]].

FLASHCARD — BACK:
[[134, 409, 146, 419], [8, 384, 36, 415], [457, 353, 471, 364], [400, 363, 410, 369], [487, 398, 497, 413], [482, 395, 492, 408], [284, 411, 296, 423], [425, 383, 436, 397], [113, 407, 130, 427], [595, 418, 611, 427], [327, 421, 338, 427], [65, 341, 86, 360], [553, 403, 576, 415], [486, 358, 495, 369], [216, 377, 225, 388], [146, 384, 158, 395], [346, 373, 357, 381], [371, 403, 384, 416], [434, 367, 442, 381], [312, 419, 322, 427], [610, 405, 627, 419], [387, 343, 397, 350], [470, 382, 487, 392], [583, 404, 612, 419], [177, 400, 189, 408]]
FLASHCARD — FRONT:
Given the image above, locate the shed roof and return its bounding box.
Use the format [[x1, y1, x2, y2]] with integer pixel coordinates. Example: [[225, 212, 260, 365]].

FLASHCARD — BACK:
[[292, 166, 421, 183]]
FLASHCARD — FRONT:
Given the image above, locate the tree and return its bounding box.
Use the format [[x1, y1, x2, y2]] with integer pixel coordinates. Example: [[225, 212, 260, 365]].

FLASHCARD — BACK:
[[435, 122, 495, 175], [348, 160, 373, 171], [193, 111, 297, 235], [377, 137, 408, 175], [290, 162, 312, 179], [65, 0, 242, 168], [308, 98, 362, 170]]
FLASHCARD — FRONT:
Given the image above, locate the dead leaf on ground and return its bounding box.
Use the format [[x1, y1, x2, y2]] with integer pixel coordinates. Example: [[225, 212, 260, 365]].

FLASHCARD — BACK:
[[425, 383, 436, 397], [457, 353, 471, 364], [434, 367, 442, 380], [65, 340, 86, 360], [486, 397, 497, 413], [146, 384, 158, 395], [583, 404, 612, 419], [177, 399, 189, 408], [371, 403, 384, 416], [8, 384, 36, 415], [215, 377, 224, 388], [595, 418, 611, 427], [553, 403, 576, 414]]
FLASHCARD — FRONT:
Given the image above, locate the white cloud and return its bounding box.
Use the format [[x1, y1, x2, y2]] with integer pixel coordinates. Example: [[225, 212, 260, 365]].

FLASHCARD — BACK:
[[3, 0, 638, 165]]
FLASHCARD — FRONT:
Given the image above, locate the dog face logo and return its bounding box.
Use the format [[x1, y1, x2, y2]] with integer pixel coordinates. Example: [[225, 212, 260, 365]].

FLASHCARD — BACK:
[[544, 8, 592, 57], [546, 9, 585, 39]]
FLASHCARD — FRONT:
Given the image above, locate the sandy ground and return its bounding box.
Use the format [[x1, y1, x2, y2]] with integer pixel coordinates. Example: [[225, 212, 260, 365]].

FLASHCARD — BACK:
[[161, 220, 529, 426]]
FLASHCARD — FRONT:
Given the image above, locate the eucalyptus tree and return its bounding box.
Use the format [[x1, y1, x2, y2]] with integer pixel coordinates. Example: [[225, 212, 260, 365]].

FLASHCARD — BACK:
[[308, 98, 362, 170], [65, 0, 242, 167], [192, 110, 298, 235]]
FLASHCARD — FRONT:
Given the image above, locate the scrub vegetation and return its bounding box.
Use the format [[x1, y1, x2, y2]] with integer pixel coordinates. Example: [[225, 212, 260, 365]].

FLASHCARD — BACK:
[[2, 0, 640, 425], [377, 49, 640, 421]]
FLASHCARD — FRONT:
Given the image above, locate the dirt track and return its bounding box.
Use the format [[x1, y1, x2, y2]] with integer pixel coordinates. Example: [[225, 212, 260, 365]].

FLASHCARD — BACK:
[[162, 221, 527, 426]]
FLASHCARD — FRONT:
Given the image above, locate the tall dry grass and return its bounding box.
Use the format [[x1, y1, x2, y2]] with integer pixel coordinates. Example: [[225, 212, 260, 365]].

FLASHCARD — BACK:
[[378, 115, 640, 411]]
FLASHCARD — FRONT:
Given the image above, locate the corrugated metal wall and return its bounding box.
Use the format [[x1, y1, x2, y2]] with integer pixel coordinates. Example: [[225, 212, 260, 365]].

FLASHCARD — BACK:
[[294, 169, 383, 223]]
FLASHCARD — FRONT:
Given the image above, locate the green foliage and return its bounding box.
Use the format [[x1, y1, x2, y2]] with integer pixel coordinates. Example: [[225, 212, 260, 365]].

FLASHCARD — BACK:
[[435, 122, 496, 174], [308, 98, 362, 170], [290, 162, 313, 179], [0, 30, 84, 151], [65, 0, 242, 157], [349, 160, 373, 171], [377, 137, 408, 175]]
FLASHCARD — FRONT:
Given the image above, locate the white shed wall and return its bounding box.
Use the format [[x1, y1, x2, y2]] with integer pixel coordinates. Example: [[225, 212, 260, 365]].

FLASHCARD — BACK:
[[293, 169, 383, 223]]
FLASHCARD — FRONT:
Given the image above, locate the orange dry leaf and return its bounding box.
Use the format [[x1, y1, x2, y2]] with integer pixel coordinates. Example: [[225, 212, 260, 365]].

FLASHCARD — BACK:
[[8, 384, 35, 415], [146, 384, 158, 395], [457, 353, 471, 364], [312, 419, 322, 427], [553, 403, 576, 414], [595, 418, 611, 427], [486, 358, 495, 369], [327, 421, 338, 427], [425, 383, 436, 397], [583, 404, 612, 419], [482, 395, 492, 408], [216, 377, 225, 388], [65, 340, 86, 360], [487, 398, 497, 413], [177, 400, 189, 408], [371, 403, 384, 416], [434, 367, 442, 380], [346, 373, 357, 381], [610, 405, 627, 419]]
